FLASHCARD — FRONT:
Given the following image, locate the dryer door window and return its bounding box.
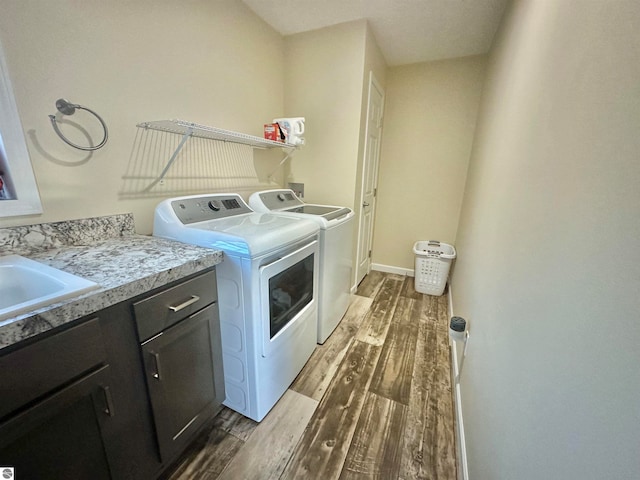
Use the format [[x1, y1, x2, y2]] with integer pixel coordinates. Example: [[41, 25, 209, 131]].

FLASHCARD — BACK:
[[268, 253, 314, 339]]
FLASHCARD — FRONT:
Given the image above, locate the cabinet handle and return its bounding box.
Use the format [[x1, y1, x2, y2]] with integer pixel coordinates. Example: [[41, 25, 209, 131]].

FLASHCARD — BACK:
[[152, 352, 162, 381], [168, 295, 200, 312], [102, 386, 115, 417]]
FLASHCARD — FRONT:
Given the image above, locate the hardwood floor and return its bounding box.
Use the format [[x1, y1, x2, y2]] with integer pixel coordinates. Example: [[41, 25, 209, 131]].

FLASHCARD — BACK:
[[164, 272, 456, 480]]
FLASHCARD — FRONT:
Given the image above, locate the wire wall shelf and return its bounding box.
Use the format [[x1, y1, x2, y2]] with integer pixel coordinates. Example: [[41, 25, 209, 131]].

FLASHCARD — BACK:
[[119, 120, 292, 198], [137, 119, 294, 149]]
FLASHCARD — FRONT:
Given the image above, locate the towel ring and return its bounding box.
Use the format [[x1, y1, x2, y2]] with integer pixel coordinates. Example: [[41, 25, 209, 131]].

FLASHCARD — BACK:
[[48, 98, 109, 151]]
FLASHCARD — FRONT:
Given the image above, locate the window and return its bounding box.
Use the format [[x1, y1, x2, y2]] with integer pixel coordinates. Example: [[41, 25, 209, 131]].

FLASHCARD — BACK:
[[0, 37, 42, 217]]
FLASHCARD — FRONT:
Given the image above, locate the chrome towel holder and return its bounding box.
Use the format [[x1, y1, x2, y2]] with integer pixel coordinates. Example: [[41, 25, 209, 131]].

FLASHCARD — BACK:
[[48, 98, 108, 151]]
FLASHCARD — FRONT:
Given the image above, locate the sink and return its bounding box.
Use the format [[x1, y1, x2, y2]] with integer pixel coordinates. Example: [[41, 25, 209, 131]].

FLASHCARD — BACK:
[[0, 255, 99, 322]]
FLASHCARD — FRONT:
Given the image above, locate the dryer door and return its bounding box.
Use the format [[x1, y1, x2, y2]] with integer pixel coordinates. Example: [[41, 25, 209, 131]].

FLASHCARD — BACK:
[[259, 239, 318, 357]]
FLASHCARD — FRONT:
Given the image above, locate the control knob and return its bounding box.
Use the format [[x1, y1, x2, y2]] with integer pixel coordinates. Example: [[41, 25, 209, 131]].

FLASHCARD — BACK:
[[208, 200, 221, 211]]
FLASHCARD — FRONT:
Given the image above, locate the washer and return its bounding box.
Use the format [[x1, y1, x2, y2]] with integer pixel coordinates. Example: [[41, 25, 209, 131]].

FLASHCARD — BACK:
[[154, 193, 319, 422], [249, 189, 354, 344]]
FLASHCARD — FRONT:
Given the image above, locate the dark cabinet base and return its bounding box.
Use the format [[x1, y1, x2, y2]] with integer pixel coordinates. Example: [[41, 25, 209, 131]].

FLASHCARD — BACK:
[[0, 366, 114, 480]]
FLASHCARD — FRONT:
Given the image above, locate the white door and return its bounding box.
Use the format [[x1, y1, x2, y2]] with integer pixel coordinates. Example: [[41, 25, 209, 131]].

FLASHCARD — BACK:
[[355, 72, 384, 286]]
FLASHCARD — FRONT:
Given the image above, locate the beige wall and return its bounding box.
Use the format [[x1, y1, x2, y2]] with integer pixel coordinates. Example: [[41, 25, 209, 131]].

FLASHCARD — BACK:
[[373, 56, 486, 271], [283, 20, 368, 210], [0, 0, 285, 233], [284, 21, 387, 290], [452, 1, 640, 478], [363, 24, 388, 95]]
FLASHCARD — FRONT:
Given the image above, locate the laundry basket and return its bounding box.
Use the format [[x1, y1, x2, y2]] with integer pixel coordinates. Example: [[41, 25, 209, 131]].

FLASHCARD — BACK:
[[413, 241, 456, 296]]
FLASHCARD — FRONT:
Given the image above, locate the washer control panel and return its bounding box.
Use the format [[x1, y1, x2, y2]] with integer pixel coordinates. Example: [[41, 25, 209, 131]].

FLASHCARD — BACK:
[[171, 194, 252, 224], [257, 189, 304, 210]]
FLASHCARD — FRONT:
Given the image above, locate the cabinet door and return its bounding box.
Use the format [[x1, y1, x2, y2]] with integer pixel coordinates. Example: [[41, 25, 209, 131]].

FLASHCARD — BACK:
[[142, 303, 223, 462], [0, 365, 116, 480]]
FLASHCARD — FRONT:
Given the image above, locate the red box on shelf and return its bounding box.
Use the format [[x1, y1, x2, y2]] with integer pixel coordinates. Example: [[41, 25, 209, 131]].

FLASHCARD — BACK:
[[264, 123, 282, 142]]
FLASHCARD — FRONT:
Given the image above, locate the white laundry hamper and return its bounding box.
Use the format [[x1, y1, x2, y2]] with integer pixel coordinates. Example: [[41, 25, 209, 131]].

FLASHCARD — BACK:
[[413, 241, 456, 296]]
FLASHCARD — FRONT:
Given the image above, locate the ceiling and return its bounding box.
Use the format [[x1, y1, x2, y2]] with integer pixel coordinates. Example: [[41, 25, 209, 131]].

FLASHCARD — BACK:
[[241, 0, 509, 66]]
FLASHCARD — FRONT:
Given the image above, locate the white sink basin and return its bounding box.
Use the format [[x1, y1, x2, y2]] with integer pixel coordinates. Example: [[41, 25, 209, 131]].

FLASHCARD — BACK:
[[0, 255, 99, 322]]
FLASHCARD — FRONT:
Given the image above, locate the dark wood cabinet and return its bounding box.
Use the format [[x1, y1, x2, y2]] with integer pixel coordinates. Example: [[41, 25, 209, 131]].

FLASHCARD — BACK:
[[0, 267, 224, 480], [141, 303, 224, 461], [98, 300, 162, 480], [0, 317, 115, 479], [0, 365, 116, 479], [134, 269, 224, 463], [0, 317, 107, 421]]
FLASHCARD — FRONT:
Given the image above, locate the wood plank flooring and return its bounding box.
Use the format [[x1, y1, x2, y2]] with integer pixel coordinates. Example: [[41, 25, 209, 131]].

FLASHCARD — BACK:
[[164, 272, 456, 480]]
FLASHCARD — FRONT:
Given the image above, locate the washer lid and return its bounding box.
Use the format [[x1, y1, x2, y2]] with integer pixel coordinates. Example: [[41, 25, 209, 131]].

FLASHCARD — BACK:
[[283, 205, 352, 221], [249, 189, 353, 222]]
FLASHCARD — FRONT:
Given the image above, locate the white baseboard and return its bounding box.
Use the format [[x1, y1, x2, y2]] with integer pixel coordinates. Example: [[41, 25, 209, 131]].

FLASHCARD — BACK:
[[448, 285, 469, 480], [371, 263, 413, 276]]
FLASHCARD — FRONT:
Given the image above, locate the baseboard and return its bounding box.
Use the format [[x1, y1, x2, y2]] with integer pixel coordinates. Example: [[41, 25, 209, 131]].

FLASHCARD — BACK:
[[448, 284, 469, 480], [353, 264, 411, 292], [370, 263, 413, 276]]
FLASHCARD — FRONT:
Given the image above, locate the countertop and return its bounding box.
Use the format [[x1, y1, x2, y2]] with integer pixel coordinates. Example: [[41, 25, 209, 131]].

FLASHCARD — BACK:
[[0, 214, 223, 351]]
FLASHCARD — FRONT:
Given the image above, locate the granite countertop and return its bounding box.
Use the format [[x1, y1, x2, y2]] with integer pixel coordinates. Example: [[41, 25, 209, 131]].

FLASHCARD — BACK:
[[0, 214, 223, 351]]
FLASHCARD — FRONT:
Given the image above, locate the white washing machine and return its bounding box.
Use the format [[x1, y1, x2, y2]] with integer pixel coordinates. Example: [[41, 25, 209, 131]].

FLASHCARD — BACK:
[[154, 193, 319, 422], [249, 189, 354, 344]]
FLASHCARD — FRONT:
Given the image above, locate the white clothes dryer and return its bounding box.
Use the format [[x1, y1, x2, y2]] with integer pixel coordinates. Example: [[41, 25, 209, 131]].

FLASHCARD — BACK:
[[154, 193, 319, 422], [249, 189, 354, 344]]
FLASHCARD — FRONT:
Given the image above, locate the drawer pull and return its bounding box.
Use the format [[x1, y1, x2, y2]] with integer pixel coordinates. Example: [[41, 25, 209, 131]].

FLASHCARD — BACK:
[[102, 386, 115, 417], [168, 295, 200, 313], [152, 352, 162, 381]]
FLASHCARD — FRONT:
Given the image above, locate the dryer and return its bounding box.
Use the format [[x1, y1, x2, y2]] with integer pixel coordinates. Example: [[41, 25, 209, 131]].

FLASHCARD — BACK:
[[154, 193, 319, 422], [249, 189, 354, 343]]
